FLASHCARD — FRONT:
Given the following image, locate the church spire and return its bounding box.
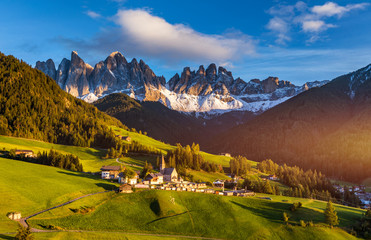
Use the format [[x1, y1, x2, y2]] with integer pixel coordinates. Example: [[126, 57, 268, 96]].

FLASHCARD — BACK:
[[160, 154, 166, 173]]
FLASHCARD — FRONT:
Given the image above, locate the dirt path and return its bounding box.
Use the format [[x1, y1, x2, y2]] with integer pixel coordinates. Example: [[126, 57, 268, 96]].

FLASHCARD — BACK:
[[16, 190, 111, 231], [9, 190, 224, 240], [116, 157, 142, 168]]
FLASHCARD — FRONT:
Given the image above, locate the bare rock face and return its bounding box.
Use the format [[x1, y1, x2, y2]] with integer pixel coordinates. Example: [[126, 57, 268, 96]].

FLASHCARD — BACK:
[[36, 51, 330, 114], [35, 59, 56, 79], [36, 51, 166, 99], [64, 51, 92, 97]]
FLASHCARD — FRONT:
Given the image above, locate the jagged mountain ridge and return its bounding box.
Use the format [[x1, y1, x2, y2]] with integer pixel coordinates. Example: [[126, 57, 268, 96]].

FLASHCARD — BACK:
[[36, 51, 329, 115]]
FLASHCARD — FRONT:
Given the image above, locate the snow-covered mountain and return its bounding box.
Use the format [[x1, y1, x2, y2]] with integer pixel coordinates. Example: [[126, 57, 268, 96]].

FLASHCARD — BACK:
[[36, 51, 329, 116]]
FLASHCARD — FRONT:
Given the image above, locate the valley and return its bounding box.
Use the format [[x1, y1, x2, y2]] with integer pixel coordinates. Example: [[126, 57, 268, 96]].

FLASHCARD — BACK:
[[1, 3, 371, 238]]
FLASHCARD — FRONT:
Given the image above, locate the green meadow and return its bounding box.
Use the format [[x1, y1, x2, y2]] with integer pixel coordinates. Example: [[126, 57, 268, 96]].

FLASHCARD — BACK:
[[30, 190, 362, 240], [0, 157, 117, 233]]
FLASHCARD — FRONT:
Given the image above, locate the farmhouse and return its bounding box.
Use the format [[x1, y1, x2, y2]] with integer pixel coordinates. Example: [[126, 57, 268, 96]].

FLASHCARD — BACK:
[[118, 184, 133, 193], [213, 180, 224, 188], [261, 174, 278, 181], [7, 212, 21, 220], [118, 172, 138, 185], [115, 135, 131, 142], [15, 150, 34, 158], [144, 173, 164, 185], [160, 155, 178, 182], [100, 166, 121, 179]]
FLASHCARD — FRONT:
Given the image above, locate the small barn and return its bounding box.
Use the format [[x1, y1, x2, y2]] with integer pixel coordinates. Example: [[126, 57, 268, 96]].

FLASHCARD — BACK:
[[15, 150, 34, 158], [7, 212, 21, 220], [118, 184, 133, 193]]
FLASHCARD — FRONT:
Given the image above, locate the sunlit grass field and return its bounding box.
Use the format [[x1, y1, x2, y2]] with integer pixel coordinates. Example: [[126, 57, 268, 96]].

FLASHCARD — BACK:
[[0, 157, 117, 233], [30, 190, 361, 240]]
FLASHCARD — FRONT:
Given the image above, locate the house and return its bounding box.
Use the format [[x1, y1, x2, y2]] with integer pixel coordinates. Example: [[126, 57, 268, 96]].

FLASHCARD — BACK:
[[223, 191, 234, 196], [115, 135, 131, 142], [204, 189, 214, 194], [213, 180, 224, 188], [122, 136, 131, 142], [100, 166, 121, 179], [118, 184, 133, 193], [144, 173, 164, 185], [160, 155, 178, 182], [261, 174, 278, 181], [15, 150, 34, 158], [7, 212, 21, 220], [118, 172, 138, 185], [135, 183, 149, 189], [220, 153, 231, 157]]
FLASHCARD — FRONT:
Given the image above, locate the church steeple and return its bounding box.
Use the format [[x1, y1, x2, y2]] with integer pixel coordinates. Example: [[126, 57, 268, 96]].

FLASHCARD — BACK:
[[160, 155, 165, 173]]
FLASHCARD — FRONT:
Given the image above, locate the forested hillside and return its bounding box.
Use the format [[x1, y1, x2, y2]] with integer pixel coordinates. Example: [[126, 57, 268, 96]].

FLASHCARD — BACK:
[[94, 93, 203, 145], [210, 65, 371, 183], [0, 52, 124, 148]]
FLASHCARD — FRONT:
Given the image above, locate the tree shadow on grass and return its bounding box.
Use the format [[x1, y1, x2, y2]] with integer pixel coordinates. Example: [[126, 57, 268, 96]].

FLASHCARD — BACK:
[[146, 211, 189, 225], [0, 233, 14, 240], [230, 200, 326, 225], [56, 170, 101, 180], [56, 171, 117, 190], [95, 183, 117, 191]]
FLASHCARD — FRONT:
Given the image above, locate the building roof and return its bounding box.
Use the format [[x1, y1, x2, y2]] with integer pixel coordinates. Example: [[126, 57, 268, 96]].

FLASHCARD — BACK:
[[15, 150, 34, 153], [100, 165, 121, 171], [119, 184, 132, 190], [163, 168, 176, 175], [145, 173, 163, 180]]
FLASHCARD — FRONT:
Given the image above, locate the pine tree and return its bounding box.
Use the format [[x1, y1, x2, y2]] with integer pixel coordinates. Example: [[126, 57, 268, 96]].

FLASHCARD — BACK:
[[325, 201, 339, 228]]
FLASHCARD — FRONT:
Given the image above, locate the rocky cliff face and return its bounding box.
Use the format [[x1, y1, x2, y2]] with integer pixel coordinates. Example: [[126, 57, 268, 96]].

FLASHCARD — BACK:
[[36, 51, 329, 116]]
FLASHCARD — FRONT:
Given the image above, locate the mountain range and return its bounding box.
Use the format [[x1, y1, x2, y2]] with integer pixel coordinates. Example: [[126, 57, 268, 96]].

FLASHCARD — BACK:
[[36, 51, 328, 116]]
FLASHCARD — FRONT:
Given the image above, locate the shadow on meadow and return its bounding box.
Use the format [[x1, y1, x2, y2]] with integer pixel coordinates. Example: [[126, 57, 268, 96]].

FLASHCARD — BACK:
[[0, 233, 14, 240], [56, 171, 117, 190], [230, 200, 327, 225]]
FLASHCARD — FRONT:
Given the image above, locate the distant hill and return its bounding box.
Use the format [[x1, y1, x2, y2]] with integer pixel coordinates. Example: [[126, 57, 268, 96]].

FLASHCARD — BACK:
[[210, 64, 371, 183], [93, 93, 257, 147], [93, 93, 204, 145], [0, 52, 124, 148]]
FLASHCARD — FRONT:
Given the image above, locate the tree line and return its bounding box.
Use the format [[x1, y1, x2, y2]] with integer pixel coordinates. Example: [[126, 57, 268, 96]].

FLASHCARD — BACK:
[[7, 149, 83, 172], [256, 159, 361, 206], [105, 140, 162, 158], [230, 155, 251, 176], [165, 143, 223, 173]]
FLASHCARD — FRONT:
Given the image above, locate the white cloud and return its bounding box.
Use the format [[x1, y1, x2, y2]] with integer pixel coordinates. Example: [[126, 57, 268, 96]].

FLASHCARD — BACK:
[[266, 17, 291, 44], [267, 1, 369, 44], [85, 10, 102, 19], [312, 2, 369, 17], [302, 20, 336, 33], [113, 9, 255, 62]]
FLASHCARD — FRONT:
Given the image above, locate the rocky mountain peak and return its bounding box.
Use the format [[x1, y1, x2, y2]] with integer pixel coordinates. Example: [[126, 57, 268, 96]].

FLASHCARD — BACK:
[[36, 51, 330, 116], [197, 65, 205, 76], [206, 64, 217, 78]]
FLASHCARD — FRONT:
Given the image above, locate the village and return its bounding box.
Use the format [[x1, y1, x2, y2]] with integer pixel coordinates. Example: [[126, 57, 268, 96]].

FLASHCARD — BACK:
[[100, 155, 256, 197], [7, 149, 371, 208]]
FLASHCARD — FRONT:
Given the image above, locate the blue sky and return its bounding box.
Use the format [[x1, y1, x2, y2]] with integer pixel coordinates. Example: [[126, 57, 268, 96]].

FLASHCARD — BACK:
[[0, 0, 370, 85]]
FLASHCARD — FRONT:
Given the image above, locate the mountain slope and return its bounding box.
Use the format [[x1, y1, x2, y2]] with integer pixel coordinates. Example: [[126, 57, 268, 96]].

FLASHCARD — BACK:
[[0, 52, 124, 148], [93, 93, 203, 144], [210, 64, 371, 182], [36, 51, 328, 115]]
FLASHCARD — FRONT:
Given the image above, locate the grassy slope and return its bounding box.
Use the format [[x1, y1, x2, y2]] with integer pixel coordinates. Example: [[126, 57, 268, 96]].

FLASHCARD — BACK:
[[112, 127, 232, 167], [30, 232, 185, 240], [0, 157, 117, 233], [30, 190, 361, 240]]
